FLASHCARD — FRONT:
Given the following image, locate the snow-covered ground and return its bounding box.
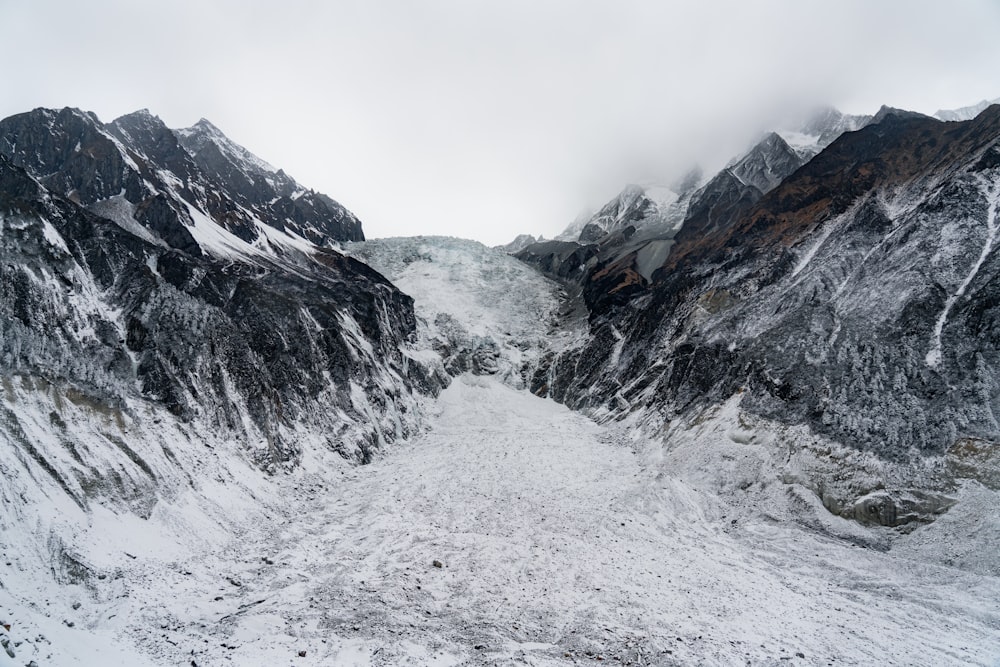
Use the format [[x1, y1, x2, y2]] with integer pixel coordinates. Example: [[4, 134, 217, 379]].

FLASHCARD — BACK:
[[5, 375, 1000, 665], [3, 239, 1000, 666]]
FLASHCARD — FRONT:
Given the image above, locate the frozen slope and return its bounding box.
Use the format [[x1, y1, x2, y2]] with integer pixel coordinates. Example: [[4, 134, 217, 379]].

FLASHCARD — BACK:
[[347, 236, 583, 388], [100, 376, 1000, 666]]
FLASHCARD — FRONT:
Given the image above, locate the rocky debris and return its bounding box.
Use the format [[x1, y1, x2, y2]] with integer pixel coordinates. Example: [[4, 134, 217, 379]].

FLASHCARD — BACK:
[[432, 560, 443, 568]]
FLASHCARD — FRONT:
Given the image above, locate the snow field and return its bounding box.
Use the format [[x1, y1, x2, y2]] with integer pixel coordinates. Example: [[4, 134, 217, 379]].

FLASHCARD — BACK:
[[115, 376, 1000, 666]]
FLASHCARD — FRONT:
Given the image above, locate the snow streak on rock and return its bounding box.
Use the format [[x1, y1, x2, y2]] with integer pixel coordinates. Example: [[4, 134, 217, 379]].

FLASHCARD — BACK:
[[927, 173, 1000, 367]]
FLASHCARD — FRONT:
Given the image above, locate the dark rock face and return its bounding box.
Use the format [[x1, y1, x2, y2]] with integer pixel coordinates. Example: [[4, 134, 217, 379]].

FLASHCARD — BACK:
[[729, 132, 805, 195], [175, 118, 364, 245], [533, 107, 1000, 472], [676, 169, 762, 245], [0, 109, 428, 477], [0, 107, 363, 260], [0, 108, 204, 255], [515, 240, 600, 283], [0, 107, 139, 204]]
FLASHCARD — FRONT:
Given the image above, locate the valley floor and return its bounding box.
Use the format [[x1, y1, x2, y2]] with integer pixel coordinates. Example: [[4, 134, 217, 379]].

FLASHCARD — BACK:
[[6, 375, 996, 666]]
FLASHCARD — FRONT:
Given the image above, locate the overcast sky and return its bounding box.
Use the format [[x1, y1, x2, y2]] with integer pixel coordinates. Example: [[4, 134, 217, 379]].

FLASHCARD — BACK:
[[3, 1, 1000, 244]]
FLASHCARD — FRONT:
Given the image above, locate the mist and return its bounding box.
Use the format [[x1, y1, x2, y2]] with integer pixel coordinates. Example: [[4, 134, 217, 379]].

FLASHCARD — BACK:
[[3, 0, 1000, 244]]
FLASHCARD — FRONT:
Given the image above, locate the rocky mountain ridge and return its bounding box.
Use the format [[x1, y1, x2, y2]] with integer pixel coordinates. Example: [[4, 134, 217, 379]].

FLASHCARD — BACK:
[[517, 104, 1000, 530], [0, 106, 449, 543], [0, 107, 364, 261]]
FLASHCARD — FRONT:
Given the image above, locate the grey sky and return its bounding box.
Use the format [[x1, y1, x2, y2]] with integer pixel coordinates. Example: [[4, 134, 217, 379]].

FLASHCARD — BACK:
[[3, 1, 1000, 244]]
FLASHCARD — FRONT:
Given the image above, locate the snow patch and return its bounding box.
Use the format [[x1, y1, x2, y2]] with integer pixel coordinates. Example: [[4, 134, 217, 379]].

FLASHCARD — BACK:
[[40, 218, 68, 252]]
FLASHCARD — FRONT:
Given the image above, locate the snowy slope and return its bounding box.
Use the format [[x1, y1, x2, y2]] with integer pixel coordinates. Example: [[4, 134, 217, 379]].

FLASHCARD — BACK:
[[347, 236, 584, 389], [7, 376, 996, 666]]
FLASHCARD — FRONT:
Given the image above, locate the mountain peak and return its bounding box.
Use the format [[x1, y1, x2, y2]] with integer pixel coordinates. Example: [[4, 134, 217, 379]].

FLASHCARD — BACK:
[[176, 117, 277, 175], [871, 105, 929, 125], [728, 131, 802, 194], [171, 113, 364, 244], [110, 108, 170, 133], [189, 117, 227, 139], [934, 96, 1000, 122]]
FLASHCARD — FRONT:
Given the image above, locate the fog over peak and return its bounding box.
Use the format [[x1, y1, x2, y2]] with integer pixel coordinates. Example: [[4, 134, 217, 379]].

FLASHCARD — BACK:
[[3, 0, 999, 244]]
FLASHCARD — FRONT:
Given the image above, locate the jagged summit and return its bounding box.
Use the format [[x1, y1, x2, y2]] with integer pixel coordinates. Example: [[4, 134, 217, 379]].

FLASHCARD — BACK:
[[496, 232, 543, 254], [176, 116, 278, 174], [870, 104, 930, 124], [729, 132, 803, 194], [175, 114, 363, 245], [0, 106, 364, 260]]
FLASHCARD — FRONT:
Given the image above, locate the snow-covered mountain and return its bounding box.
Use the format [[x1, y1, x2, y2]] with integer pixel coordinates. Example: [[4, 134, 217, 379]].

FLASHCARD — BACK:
[[0, 108, 449, 662], [523, 104, 1000, 533], [3, 100, 1000, 665], [554, 107, 874, 250], [494, 232, 542, 254], [778, 105, 872, 159], [728, 132, 805, 194], [0, 107, 363, 260], [935, 97, 1000, 122], [173, 117, 364, 245]]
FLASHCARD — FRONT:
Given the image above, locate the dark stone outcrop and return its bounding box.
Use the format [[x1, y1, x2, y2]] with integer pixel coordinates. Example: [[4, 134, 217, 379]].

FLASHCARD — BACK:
[[175, 118, 364, 244], [530, 106, 1000, 467], [0, 126, 426, 474]]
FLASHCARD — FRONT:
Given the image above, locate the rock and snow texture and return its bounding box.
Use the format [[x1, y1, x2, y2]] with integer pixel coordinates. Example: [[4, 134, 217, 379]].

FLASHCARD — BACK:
[[4, 101, 1000, 666], [551, 106, 874, 249], [0, 134, 439, 663], [0, 106, 363, 264], [927, 172, 1000, 367], [174, 117, 364, 245], [543, 108, 1000, 469], [5, 376, 999, 665], [346, 236, 581, 389]]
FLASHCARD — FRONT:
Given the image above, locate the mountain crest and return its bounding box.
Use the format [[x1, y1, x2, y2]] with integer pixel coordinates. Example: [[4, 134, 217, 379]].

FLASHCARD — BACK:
[[0, 106, 365, 258]]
